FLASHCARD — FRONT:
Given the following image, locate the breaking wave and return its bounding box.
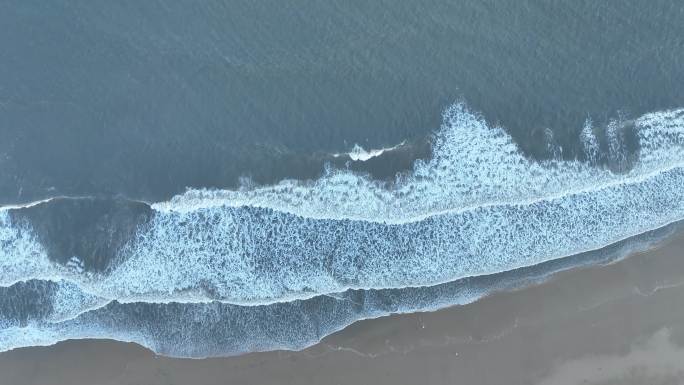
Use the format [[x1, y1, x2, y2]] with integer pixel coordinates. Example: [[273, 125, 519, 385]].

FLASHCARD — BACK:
[[332, 141, 407, 162], [1, 103, 683, 357]]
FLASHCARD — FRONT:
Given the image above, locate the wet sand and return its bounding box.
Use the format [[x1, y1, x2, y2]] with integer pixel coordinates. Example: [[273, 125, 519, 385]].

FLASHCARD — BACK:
[[2, 232, 684, 385]]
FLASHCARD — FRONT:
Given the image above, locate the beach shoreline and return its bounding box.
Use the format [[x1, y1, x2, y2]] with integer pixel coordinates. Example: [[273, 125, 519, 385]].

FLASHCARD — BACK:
[[2, 228, 684, 385]]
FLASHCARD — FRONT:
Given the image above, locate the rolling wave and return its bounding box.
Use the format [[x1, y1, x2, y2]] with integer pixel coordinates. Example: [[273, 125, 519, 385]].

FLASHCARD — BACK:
[[1, 103, 683, 356], [153, 105, 684, 222], [0, 222, 677, 357]]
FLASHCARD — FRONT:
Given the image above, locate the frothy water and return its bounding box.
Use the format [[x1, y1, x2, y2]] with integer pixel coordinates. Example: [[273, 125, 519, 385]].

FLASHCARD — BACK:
[[154, 105, 684, 222], [1, 104, 683, 357], [0, 222, 677, 357]]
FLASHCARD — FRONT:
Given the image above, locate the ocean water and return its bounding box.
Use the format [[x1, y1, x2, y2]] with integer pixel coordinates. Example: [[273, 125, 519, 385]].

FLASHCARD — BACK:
[[1, 1, 684, 357]]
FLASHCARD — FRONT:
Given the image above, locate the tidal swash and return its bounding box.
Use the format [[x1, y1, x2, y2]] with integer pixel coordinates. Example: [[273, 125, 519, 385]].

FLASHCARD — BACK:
[[1, 104, 683, 357]]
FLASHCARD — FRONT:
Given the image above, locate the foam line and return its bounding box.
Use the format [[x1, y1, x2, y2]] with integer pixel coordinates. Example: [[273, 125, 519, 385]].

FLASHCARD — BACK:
[[332, 141, 407, 162], [153, 106, 684, 224], [0, 220, 677, 357]]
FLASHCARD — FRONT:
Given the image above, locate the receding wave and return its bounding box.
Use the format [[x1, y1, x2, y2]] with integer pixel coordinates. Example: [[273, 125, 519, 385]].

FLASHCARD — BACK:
[[1, 103, 683, 357], [0, 222, 678, 357]]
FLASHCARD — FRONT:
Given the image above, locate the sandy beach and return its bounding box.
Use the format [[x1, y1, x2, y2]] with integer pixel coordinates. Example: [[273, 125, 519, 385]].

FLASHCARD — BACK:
[[1, 230, 683, 385]]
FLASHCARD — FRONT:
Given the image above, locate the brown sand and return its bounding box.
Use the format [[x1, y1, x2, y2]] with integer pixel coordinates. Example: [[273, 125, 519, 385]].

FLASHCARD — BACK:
[[2, 232, 684, 385]]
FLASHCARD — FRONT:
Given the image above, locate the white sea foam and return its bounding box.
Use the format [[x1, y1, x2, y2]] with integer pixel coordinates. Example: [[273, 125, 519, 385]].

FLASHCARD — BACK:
[[104, 167, 683, 304], [0, 196, 91, 211], [332, 141, 407, 162], [153, 105, 684, 223], [0, 220, 674, 358], [0, 210, 55, 286], [580, 117, 599, 164], [89, 105, 684, 304], [48, 280, 109, 323], [2, 104, 683, 308]]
